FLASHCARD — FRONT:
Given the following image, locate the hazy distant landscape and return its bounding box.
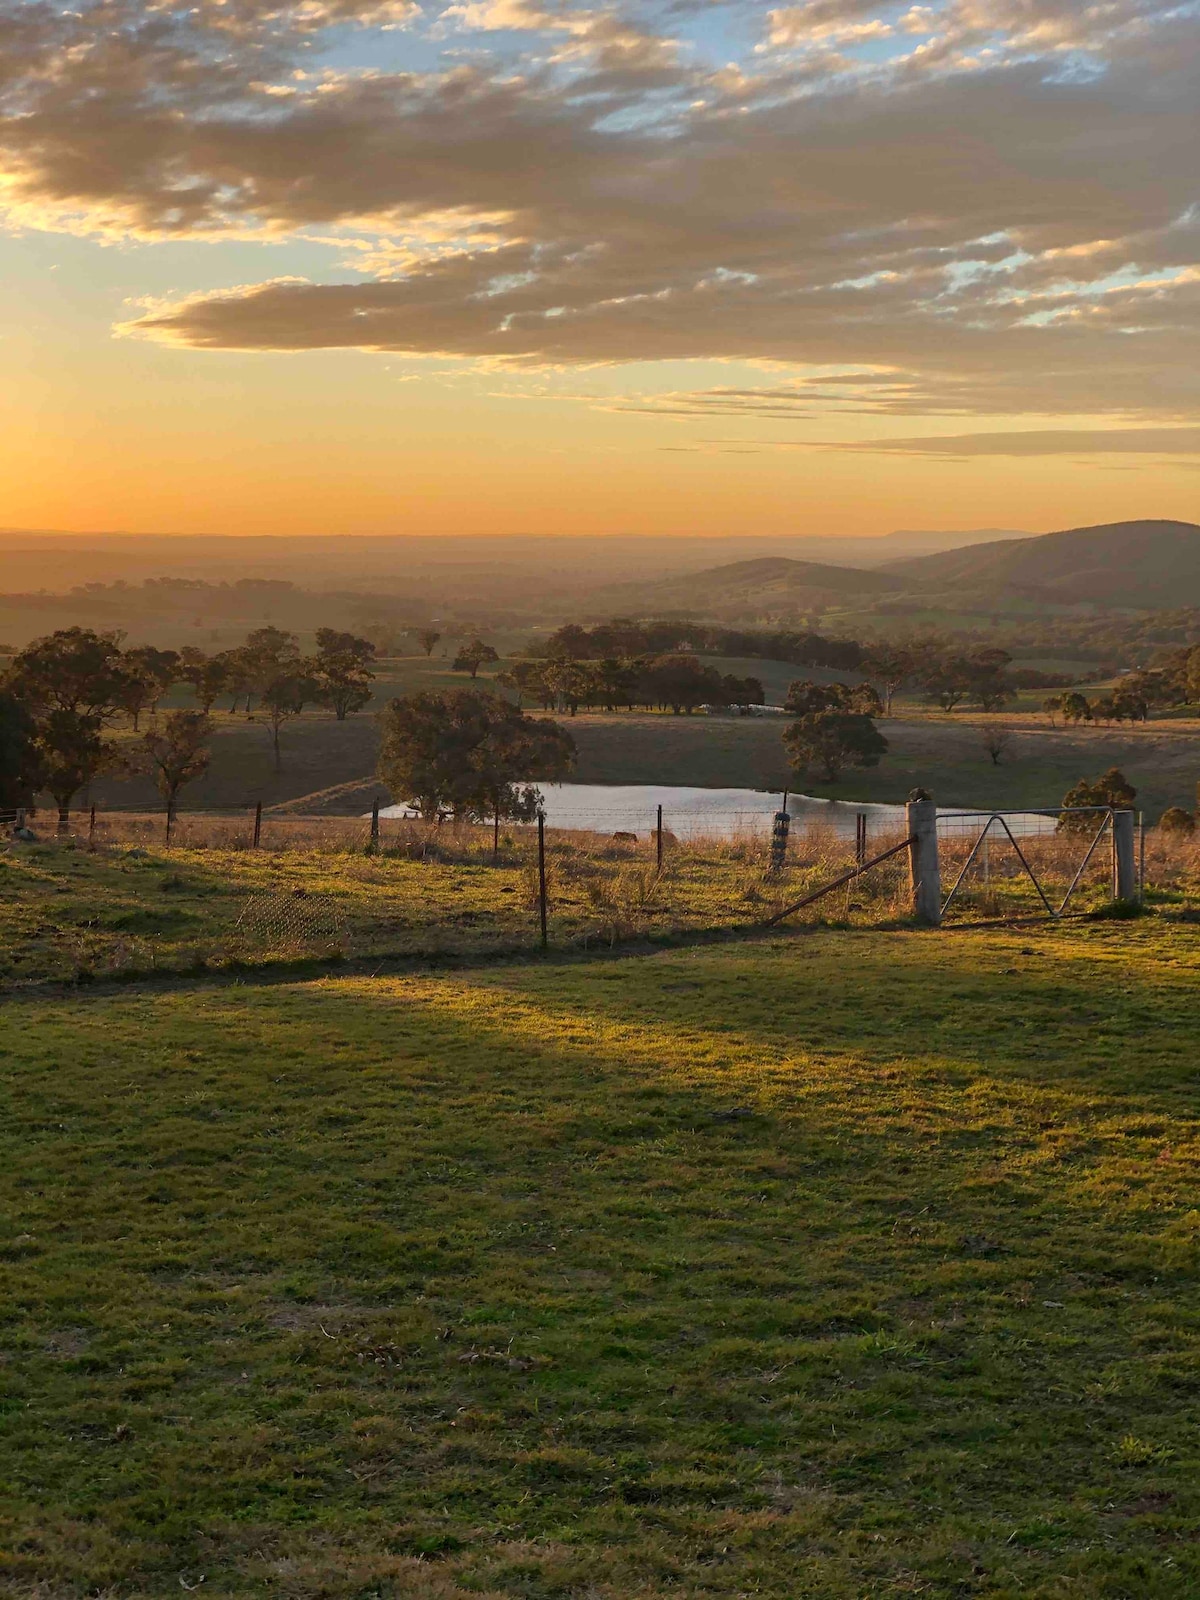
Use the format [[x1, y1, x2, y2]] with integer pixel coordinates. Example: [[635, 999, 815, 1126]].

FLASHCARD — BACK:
[[6, 518, 1200, 821]]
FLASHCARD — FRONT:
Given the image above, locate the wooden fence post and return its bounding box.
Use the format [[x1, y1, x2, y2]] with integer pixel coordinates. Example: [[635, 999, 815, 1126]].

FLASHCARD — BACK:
[[253, 801, 262, 849], [656, 804, 663, 872], [1112, 808, 1137, 903], [906, 790, 941, 925], [370, 796, 380, 854]]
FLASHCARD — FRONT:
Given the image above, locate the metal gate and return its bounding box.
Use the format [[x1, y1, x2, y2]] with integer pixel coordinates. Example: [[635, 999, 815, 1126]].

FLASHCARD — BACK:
[[931, 803, 1140, 925]]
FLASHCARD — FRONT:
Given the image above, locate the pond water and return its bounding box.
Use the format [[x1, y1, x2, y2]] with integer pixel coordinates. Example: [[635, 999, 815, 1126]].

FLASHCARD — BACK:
[[378, 783, 1057, 841]]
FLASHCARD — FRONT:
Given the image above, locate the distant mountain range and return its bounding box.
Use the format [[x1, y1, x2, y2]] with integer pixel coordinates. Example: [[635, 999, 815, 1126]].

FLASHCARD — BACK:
[[587, 556, 901, 617], [581, 519, 1200, 619], [1, 520, 1192, 623], [885, 519, 1200, 609]]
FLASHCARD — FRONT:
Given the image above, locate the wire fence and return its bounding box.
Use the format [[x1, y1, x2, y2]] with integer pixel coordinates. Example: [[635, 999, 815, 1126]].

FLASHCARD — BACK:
[[1, 800, 1188, 989]]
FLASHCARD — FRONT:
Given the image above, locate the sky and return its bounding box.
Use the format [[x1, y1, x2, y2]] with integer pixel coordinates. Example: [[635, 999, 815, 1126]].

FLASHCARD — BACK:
[[0, 0, 1197, 540]]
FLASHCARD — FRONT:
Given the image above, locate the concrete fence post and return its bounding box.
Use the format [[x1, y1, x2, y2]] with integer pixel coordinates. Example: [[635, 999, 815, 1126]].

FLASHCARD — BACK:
[[1112, 808, 1137, 903], [906, 789, 941, 925]]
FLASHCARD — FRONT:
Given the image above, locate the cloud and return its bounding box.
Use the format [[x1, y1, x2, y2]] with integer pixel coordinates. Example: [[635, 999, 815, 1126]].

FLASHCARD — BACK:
[[0, 0, 1196, 425], [796, 426, 1200, 455]]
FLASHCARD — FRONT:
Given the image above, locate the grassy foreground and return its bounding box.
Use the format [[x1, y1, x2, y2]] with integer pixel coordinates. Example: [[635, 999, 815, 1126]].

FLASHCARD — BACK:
[[3, 923, 1200, 1597]]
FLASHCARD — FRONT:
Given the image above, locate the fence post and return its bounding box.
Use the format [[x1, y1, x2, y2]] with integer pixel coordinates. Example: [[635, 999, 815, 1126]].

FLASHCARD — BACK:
[[369, 796, 380, 854], [88, 805, 97, 850], [253, 801, 262, 849], [1112, 808, 1137, 903], [770, 808, 790, 872], [537, 812, 549, 949], [656, 805, 663, 872], [906, 789, 941, 925], [855, 812, 867, 866]]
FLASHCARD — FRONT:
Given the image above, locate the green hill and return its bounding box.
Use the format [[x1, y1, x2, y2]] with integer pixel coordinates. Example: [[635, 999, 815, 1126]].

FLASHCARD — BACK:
[[886, 519, 1200, 608], [586, 556, 902, 620]]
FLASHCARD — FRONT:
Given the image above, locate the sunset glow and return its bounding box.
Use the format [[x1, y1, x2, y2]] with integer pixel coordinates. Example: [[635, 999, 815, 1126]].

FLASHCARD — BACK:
[[0, 0, 1196, 536]]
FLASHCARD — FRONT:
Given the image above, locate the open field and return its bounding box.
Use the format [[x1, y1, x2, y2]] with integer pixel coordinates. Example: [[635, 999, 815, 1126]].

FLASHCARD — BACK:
[[4, 921, 1200, 1597]]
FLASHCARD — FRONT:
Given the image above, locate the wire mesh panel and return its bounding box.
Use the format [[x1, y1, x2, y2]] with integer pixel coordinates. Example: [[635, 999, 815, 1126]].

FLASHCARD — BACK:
[[233, 890, 349, 959], [937, 809, 1119, 922]]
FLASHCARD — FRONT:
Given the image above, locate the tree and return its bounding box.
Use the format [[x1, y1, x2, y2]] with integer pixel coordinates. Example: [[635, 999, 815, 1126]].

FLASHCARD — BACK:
[[0, 691, 40, 814], [1042, 694, 1063, 726], [718, 674, 765, 713], [861, 642, 914, 715], [496, 659, 551, 709], [642, 654, 721, 714], [141, 712, 212, 842], [784, 710, 888, 783], [416, 629, 442, 657], [234, 626, 301, 712], [5, 627, 132, 717], [786, 679, 881, 717], [981, 727, 1013, 766], [545, 660, 596, 716], [179, 648, 231, 713], [1159, 806, 1195, 837], [917, 647, 1011, 713], [377, 690, 576, 850], [544, 623, 593, 660], [120, 645, 180, 730], [311, 628, 376, 720], [261, 669, 316, 772], [453, 639, 500, 679], [1059, 692, 1092, 725], [1058, 767, 1137, 833], [30, 710, 115, 834]]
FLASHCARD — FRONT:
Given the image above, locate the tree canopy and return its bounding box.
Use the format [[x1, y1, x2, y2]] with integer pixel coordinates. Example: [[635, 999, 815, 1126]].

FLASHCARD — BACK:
[[784, 710, 888, 783], [378, 689, 575, 822]]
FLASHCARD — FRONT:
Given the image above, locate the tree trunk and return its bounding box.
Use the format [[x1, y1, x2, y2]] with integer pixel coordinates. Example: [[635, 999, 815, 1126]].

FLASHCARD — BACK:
[[57, 801, 70, 835], [272, 725, 282, 772]]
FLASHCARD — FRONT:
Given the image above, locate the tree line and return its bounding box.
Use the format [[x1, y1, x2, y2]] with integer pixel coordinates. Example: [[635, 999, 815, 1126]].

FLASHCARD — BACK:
[[1041, 649, 1200, 725], [0, 625, 379, 830], [496, 655, 765, 716], [539, 620, 865, 671], [536, 620, 1072, 715]]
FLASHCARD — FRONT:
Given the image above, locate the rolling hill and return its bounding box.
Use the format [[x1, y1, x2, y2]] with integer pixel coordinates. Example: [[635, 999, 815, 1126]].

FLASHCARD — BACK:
[[585, 555, 902, 619], [886, 519, 1200, 608]]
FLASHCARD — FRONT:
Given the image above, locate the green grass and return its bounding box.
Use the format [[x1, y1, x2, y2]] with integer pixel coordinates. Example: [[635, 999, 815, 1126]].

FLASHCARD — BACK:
[[2, 817, 1152, 991], [0, 831, 875, 987], [3, 923, 1200, 1596]]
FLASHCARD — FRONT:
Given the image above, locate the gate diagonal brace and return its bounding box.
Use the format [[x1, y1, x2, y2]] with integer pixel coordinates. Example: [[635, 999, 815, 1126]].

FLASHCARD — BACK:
[[941, 814, 1000, 916], [1056, 811, 1113, 915], [760, 836, 914, 928]]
